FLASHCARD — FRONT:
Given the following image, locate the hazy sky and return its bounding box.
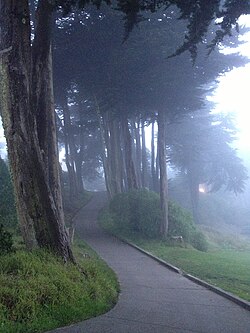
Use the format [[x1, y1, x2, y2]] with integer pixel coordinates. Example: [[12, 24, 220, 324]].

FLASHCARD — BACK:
[[208, 15, 250, 152]]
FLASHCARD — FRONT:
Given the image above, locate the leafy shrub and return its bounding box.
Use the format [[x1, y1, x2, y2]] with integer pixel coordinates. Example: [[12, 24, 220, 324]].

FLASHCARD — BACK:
[[168, 201, 195, 241], [108, 191, 208, 251], [109, 190, 162, 238], [0, 224, 14, 255], [168, 201, 208, 251], [190, 230, 208, 252]]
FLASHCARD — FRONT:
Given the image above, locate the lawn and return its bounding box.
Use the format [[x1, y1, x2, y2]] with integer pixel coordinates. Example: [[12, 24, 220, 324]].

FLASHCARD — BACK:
[[126, 238, 250, 302], [99, 206, 250, 302]]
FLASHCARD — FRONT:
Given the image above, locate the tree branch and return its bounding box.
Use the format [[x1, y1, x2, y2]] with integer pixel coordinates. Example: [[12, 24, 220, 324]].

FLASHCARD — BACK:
[[0, 46, 12, 56]]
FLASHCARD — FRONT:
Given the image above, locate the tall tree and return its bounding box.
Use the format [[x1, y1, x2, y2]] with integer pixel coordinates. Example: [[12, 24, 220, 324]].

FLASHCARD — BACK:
[[0, 0, 73, 261], [168, 110, 248, 223], [1, 0, 248, 251]]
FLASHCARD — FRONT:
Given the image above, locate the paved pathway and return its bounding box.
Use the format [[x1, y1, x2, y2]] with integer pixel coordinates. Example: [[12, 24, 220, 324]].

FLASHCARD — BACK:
[[49, 192, 250, 333]]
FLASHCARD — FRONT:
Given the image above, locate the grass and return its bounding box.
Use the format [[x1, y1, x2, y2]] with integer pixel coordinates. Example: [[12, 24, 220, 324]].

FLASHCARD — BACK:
[[99, 207, 250, 302], [0, 240, 119, 333], [134, 241, 250, 301], [0, 193, 119, 333]]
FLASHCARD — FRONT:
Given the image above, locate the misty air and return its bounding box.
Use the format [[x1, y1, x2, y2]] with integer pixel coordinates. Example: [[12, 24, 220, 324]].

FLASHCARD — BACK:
[[0, 1, 250, 332]]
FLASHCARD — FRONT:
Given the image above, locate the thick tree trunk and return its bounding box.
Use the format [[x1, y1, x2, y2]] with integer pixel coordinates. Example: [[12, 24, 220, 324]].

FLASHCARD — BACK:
[[158, 110, 169, 237], [0, 0, 37, 249], [0, 0, 73, 261]]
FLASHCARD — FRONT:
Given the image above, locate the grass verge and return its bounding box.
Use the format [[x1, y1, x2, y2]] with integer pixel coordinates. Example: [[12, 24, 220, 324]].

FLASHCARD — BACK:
[[0, 240, 119, 333], [0, 193, 119, 333], [100, 207, 250, 302]]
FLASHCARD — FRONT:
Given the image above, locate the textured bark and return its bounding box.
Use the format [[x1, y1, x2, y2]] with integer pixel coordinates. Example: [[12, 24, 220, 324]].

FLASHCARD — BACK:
[[158, 110, 169, 237], [0, 0, 73, 261], [0, 0, 37, 249]]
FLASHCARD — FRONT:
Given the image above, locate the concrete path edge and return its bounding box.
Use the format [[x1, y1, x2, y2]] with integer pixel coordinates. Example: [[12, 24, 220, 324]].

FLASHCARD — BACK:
[[114, 234, 250, 312]]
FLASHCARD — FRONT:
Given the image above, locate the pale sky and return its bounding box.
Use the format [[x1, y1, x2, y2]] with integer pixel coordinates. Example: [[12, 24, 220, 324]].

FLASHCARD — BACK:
[[208, 15, 250, 151]]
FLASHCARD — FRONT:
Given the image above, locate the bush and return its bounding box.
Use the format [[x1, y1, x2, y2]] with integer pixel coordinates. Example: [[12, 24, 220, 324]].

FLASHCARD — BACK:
[[109, 190, 162, 238], [0, 224, 14, 255], [108, 191, 208, 251], [168, 201, 208, 251], [191, 230, 208, 252], [168, 201, 195, 242]]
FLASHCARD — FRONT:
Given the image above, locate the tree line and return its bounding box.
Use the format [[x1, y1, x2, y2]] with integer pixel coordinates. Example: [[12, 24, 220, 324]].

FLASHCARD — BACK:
[[0, 0, 249, 261]]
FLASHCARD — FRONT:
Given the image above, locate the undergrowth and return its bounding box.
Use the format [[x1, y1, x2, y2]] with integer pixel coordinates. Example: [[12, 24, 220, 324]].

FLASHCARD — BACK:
[[104, 189, 208, 251], [0, 240, 119, 333], [99, 192, 250, 302]]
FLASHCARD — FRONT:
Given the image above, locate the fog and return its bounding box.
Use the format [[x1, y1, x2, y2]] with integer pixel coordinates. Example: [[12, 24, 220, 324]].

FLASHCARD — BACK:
[[1, 5, 250, 239]]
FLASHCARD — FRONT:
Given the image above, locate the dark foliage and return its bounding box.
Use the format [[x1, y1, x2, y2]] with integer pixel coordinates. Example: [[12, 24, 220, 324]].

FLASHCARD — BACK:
[[0, 224, 14, 254], [0, 158, 17, 228], [109, 190, 208, 251]]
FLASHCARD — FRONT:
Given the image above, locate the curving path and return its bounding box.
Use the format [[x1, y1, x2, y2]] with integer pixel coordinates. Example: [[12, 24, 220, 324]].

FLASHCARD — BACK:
[[48, 192, 250, 333]]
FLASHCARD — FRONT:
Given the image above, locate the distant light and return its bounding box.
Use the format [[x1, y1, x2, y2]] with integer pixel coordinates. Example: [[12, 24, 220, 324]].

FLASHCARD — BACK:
[[199, 184, 206, 193]]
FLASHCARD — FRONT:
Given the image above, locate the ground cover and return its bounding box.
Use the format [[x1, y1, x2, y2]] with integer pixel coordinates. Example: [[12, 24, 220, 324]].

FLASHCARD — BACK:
[[0, 192, 119, 333], [0, 240, 119, 333], [100, 204, 250, 302], [131, 239, 250, 302]]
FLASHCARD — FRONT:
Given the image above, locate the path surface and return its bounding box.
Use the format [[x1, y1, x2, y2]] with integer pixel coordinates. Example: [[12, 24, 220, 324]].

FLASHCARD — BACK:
[[49, 192, 250, 333]]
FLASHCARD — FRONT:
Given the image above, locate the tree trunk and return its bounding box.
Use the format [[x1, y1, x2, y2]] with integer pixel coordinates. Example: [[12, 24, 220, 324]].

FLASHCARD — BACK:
[[131, 119, 142, 187], [150, 120, 157, 191], [0, 0, 73, 261], [158, 110, 169, 237], [0, 0, 37, 250], [188, 169, 200, 224], [141, 120, 149, 188], [121, 117, 139, 190], [109, 117, 123, 194], [95, 100, 113, 198], [62, 98, 78, 199]]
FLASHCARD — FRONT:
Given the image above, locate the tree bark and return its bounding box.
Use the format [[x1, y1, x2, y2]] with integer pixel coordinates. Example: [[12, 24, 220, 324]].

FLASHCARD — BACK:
[[158, 110, 169, 237], [0, 0, 73, 261], [0, 0, 37, 250]]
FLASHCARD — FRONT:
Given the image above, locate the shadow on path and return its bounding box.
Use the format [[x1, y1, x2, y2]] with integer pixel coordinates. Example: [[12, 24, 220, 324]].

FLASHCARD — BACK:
[[48, 192, 250, 333]]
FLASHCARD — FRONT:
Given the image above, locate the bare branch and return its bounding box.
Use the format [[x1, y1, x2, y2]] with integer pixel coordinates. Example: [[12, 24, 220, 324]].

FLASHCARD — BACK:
[[0, 46, 12, 56]]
